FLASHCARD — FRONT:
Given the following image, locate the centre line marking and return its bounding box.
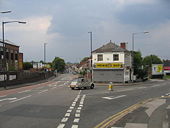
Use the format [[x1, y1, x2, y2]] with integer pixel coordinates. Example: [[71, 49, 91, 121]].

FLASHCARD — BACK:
[[73, 118, 80, 123], [76, 110, 81, 113], [70, 106, 74, 109], [61, 117, 68, 123], [65, 113, 70, 117], [72, 103, 76, 106], [67, 109, 72, 113], [71, 125, 79, 128], [57, 124, 65, 128], [79, 104, 83, 107], [77, 107, 82, 110], [10, 95, 32, 103], [75, 114, 80, 117]]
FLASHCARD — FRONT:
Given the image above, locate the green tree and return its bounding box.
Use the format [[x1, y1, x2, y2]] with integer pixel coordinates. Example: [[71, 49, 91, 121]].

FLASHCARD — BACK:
[[142, 55, 162, 78], [80, 57, 89, 63], [23, 62, 33, 70], [52, 57, 66, 72], [143, 55, 162, 67], [133, 51, 143, 75]]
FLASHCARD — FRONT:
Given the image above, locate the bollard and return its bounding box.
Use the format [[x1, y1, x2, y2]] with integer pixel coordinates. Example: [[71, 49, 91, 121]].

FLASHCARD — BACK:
[[108, 82, 113, 91]]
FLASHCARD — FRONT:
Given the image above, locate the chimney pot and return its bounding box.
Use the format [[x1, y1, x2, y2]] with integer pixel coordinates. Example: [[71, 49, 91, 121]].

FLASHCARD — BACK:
[[120, 42, 126, 49]]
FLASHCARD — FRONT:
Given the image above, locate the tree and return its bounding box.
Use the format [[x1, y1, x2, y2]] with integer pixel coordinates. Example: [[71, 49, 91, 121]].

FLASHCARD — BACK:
[[52, 57, 66, 72], [143, 55, 162, 67], [80, 57, 89, 63], [133, 51, 143, 76], [142, 55, 162, 78], [23, 62, 33, 70]]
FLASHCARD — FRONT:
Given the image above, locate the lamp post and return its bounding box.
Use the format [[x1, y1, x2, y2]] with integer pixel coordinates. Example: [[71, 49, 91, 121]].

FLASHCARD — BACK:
[[131, 31, 149, 81], [88, 32, 92, 82], [2, 21, 26, 88], [44, 43, 47, 63]]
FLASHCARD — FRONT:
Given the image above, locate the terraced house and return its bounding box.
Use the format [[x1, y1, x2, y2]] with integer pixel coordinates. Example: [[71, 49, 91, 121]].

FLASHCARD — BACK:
[[92, 41, 132, 83]]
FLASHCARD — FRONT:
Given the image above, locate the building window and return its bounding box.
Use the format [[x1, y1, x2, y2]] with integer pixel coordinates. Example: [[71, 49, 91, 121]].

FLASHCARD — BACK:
[[97, 54, 103, 61], [11, 53, 14, 60], [15, 54, 18, 60], [113, 54, 119, 61]]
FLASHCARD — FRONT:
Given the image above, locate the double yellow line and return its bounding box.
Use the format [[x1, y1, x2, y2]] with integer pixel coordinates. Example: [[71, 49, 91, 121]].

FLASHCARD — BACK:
[[94, 98, 153, 128]]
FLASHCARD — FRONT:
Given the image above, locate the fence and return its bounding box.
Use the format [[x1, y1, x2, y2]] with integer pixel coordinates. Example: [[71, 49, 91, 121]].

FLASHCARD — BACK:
[[0, 71, 54, 87]]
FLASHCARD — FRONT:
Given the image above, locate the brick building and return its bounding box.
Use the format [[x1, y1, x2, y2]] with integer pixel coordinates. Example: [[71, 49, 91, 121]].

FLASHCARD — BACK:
[[0, 40, 23, 71]]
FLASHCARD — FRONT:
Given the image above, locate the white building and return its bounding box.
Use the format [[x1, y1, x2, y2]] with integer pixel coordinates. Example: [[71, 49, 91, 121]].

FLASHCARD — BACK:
[[92, 41, 132, 83]]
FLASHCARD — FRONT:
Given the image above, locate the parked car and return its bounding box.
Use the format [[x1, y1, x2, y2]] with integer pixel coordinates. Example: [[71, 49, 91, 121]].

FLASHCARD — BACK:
[[70, 78, 94, 90]]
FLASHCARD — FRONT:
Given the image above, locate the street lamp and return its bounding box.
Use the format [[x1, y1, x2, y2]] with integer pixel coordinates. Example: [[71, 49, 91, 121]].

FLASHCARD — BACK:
[[0, 10, 12, 14], [44, 43, 47, 63], [2, 20, 26, 88], [132, 31, 149, 51], [88, 32, 92, 82], [131, 31, 149, 81]]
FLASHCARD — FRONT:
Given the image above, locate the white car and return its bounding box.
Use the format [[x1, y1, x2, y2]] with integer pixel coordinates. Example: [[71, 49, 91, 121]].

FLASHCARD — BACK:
[[70, 78, 94, 90]]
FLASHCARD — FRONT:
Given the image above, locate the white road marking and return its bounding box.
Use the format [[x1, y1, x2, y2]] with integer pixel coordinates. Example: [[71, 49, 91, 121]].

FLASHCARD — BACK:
[[76, 110, 81, 113], [79, 104, 83, 107], [0, 95, 7, 98], [18, 89, 31, 94], [77, 107, 82, 110], [102, 95, 126, 100], [74, 98, 78, 102], [72, 103, 76, 107], [78, 90, 82, 95], [38, 89, 48, 94], [80, 102, 84, 105], [73, 102, 76, 104], [65, 113, 70, 117], [67, 109, 72, 113], [59, 85, 64, 87], [75, 114, 80, 117], [71, 125, 78, 128], [10, 95, 32, 103], [57, 124, 65, 128], [70, 106, 74, 109], [73, 118, 80, 123], [0, 97, 17, 102], [61, 117, 68, 123]]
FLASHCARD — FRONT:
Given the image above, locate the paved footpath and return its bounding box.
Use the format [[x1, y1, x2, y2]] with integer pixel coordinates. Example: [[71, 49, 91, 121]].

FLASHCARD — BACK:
[[108, 94, 170, 128]]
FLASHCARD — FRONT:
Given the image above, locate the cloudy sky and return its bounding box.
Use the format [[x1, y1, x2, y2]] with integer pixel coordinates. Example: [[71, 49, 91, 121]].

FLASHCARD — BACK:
[[0, 0, 170, 62]]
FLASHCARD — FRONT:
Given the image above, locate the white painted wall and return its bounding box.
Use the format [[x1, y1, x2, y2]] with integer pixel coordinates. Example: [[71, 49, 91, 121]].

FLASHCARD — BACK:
[[92, 52, 125, 64]]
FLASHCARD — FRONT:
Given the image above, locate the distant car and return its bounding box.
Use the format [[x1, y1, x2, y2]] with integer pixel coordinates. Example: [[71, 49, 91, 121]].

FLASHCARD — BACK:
[[70, 78, 94, 90]]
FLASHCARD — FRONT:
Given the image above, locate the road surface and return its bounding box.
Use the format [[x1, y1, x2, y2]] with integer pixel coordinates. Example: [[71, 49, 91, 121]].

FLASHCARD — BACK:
[[0, 74, 170, 128]]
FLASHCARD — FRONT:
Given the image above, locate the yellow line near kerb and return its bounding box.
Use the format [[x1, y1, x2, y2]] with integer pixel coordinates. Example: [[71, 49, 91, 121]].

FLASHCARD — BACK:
[[94, 98, 153, 128]]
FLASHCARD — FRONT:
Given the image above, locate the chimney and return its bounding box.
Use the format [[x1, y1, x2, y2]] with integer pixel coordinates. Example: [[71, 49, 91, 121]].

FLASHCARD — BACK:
[[120, 42, 126, 49]]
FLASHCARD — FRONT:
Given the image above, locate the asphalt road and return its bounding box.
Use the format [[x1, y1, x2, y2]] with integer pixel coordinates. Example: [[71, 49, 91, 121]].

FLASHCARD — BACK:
[[0, 74, 170, 128]]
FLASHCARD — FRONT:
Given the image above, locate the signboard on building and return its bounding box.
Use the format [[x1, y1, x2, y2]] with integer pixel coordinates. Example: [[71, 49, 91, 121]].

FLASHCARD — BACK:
[[94, 63, 123, 69], [152, 64, 163, 75]]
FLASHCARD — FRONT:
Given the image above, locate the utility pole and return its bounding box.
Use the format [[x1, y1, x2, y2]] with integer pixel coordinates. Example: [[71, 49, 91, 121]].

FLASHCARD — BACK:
[[88, 32, 92, 82]]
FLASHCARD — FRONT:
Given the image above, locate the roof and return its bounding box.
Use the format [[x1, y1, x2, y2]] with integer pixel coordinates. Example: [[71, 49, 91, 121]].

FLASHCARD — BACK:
[[0, 39, 19, 47], [92, 41, 128, 53]]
